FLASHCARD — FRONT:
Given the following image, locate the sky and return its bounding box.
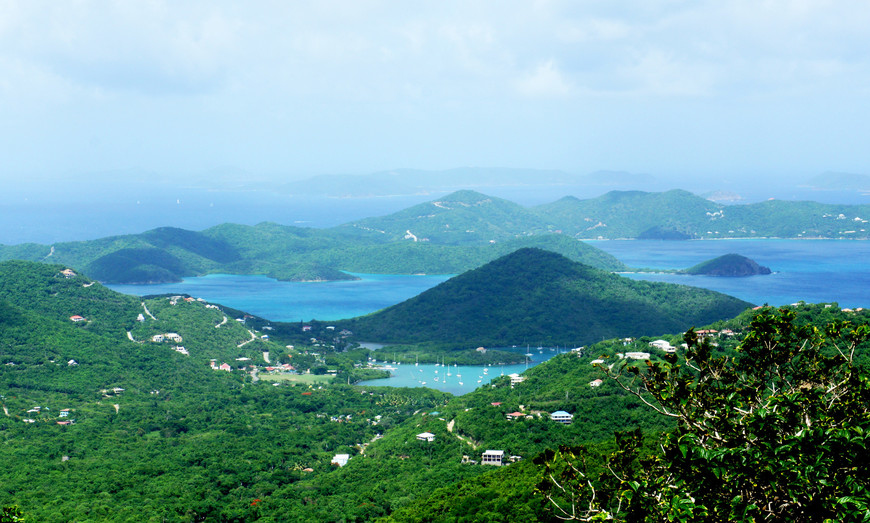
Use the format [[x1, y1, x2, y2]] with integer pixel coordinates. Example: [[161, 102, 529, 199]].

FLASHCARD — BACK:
[[1, 0, 869, 185]]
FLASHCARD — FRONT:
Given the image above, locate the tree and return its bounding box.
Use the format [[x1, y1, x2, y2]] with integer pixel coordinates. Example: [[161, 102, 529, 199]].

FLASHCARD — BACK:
[[536, 308, 870, 521], [0, 506, 25, 523]]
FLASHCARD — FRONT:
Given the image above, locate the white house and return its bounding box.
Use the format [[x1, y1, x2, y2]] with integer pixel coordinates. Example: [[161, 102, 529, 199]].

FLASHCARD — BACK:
[[332, 454, 350, 467], [649, 339, 674, 352], [508, 373, 526, 385], [416, 432, 436, 442], [550, 410, 573, 424], [482, 450, 504, 466]]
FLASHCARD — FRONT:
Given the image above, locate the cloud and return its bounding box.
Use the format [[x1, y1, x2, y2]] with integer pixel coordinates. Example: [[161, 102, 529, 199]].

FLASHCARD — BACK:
[[515, 60, 572, 97]]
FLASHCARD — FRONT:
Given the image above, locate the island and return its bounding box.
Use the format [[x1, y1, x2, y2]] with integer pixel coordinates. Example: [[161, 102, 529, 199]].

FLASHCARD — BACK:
[[681, 253, 772, 277]]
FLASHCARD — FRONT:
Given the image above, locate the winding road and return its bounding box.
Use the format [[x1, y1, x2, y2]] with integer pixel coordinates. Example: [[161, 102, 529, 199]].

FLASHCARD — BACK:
[[237, 330, 257, 348], [142, 303, 157, 320]]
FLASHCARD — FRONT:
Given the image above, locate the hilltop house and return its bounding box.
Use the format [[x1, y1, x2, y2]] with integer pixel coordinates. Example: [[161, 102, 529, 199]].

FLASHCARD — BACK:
[[550, 411, 573, 424], [589, 379, 603, 387], [69, 315, 85, 322], [482, 450, 504, 466], [416, 432, 436, 442]]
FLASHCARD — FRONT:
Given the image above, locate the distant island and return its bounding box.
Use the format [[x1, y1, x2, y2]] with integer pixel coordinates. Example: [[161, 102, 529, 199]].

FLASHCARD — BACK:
[[681, 253, 772, 277], [1, 188, 866, 284]]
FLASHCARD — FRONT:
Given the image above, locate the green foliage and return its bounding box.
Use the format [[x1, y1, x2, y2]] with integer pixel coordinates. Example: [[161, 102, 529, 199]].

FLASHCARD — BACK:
[[537, 308, 870, 521], [0, 506, 25, 523]]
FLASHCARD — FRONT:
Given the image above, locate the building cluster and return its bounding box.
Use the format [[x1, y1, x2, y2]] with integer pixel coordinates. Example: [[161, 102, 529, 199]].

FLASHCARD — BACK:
[[151, 333, 183, 343], [21, 405, 76, 425]]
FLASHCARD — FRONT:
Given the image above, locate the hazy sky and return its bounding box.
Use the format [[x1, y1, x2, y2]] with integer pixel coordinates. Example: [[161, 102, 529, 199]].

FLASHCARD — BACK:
[[1, 1, 868, 183]]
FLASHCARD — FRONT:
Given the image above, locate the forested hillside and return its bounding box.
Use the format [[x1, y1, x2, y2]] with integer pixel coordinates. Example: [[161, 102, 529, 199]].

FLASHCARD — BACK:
[[2, 259, 868, 521]]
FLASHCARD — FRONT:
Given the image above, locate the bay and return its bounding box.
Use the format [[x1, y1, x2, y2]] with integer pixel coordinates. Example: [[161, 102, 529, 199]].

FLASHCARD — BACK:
[[107, 272, 452, 322], [359, 348, 562, 395]]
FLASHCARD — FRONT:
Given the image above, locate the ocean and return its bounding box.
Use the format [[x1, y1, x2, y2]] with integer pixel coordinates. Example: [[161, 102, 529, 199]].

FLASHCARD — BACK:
[[588, 239, 870, 309]]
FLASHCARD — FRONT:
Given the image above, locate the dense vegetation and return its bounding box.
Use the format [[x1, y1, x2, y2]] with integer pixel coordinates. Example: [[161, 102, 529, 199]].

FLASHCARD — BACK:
[[340, 248, 752, 346], [2, 259, 868, 522], [537, 307, 870, 521]]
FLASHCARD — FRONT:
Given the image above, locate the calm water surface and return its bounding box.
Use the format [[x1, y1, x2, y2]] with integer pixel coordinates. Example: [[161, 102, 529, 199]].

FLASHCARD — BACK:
[[107, 272, 452, 322], [588, 239, 870, 308]]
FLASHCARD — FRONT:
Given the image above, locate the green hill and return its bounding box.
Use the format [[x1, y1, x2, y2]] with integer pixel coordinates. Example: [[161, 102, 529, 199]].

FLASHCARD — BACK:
[[335, 189, 550, 244], [533, 189, 721, 239], [534, 189, 870, 239], [340, 248, 752, 346]]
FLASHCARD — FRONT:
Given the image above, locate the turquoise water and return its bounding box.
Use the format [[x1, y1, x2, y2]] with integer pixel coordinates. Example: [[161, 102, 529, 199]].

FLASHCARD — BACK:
[[107, 272, 452, 322], [358, 348, 562, 394]]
